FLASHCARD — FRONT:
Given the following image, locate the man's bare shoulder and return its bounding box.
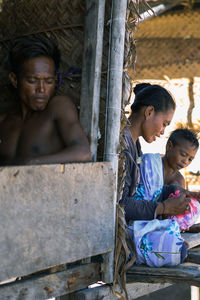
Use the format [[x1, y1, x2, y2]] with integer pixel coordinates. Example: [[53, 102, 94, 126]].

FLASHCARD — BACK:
[[48, 95, 77, 115], [49, 95, 75, 108], [47, 95, 80, 125]]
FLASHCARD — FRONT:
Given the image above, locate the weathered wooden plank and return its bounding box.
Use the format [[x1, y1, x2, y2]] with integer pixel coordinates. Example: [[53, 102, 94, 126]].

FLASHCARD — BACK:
[[182, 233, 200, 249], [0, 163, 115, 282], [80, 0, 105, 161], [187, 250, 200, 264], [60, 282, 171, 300], [0, 263, 100, 300], [127, 263, 200, 286]]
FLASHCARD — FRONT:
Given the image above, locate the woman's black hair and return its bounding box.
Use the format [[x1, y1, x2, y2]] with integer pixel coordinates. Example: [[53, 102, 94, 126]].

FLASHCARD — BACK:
[[131, 83, 176, 114], [168, 128, 199, 149], [9, 35, 61, 76]]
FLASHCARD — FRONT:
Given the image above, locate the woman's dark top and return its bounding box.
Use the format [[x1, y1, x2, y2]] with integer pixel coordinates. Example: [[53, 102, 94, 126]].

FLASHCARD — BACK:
[[120, 128, 177, 223], [119, 128, 159, 223]]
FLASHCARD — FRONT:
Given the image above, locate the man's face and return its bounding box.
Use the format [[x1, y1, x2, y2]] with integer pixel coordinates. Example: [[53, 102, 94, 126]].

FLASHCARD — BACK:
[[166, 139, 198, 171], [17, 56, 56, 111]]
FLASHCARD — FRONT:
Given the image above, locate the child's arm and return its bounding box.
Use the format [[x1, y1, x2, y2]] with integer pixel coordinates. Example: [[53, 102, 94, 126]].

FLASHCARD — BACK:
[[185, 190, 200, 201]]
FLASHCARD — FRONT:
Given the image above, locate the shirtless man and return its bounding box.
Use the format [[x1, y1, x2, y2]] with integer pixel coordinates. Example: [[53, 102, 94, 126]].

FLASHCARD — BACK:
[[0, 36, 91, 165], [162, 128, 199, 188]]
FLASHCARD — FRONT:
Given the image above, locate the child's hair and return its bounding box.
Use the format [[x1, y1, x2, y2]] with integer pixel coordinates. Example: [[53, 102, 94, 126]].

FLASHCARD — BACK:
[[131, 83, 176, 114], [168, 128, 199, 149], [9, 35, 61, 76]]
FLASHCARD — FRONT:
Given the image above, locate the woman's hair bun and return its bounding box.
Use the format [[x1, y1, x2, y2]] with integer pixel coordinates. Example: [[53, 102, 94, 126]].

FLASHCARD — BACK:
[[134, 83, 151, 95]]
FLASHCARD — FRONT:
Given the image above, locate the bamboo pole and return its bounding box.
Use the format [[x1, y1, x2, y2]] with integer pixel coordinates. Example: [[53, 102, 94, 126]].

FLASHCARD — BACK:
[[104, 0, 127, 171], [102, 0, 127, 285]]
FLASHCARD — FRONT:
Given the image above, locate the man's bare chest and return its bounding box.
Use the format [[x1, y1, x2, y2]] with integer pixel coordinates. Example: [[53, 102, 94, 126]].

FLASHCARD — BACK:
[[0, 113, 59, 159]]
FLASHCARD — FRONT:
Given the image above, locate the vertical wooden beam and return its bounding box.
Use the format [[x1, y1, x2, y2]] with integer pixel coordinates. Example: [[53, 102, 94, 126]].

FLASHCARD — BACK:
[[104, 0, 127, 171], [103, 0, 127, 284], [188, 77, 195, 128], [80, 0, 106, 161]]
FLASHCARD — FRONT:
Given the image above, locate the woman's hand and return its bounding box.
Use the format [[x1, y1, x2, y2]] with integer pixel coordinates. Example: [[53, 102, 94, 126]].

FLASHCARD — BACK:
[[164, 192, 191, 215], [174, 187, 200, 201], [156, 192, 191, 216]]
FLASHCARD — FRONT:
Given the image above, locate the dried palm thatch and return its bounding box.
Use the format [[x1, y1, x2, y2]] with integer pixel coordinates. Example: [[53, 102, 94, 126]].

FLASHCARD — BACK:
[[132, 7, 200, 80], [0, 0, 86, 113]]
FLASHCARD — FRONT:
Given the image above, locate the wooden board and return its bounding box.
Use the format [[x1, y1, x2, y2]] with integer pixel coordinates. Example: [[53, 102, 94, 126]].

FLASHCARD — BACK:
[[127, 262, 200, 286], [0, 263, 100, 300], [61, 282, 171, 300], [182, 233, 200, 249], [187, 250, 200, 264], [0, 162, 115, 282]]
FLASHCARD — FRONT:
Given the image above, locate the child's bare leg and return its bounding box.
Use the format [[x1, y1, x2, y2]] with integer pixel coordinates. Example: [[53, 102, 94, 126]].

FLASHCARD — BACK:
[[187, 223, 200, 233]]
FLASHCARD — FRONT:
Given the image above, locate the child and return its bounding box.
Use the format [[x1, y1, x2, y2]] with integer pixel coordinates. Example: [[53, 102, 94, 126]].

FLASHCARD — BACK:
[[134, 128, 200, 232], [163, 128, 200, 231]]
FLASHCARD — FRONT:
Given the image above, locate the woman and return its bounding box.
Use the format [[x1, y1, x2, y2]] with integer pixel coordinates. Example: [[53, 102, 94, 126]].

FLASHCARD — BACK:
[[120, 83, 190, 267]]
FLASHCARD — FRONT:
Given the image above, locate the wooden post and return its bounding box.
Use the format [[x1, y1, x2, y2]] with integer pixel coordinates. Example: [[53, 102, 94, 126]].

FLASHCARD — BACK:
[[80, 0, 106, 161], [103, 0, 127, 284], [104, 0, 127, 172]]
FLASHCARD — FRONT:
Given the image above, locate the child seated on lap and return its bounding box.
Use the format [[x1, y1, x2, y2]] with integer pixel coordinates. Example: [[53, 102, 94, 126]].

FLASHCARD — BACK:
[[134, 128, 200, 232]]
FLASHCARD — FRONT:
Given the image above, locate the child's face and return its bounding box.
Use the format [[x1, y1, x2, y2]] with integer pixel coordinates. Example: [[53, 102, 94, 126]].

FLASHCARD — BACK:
[[167, 139, 198, 171]]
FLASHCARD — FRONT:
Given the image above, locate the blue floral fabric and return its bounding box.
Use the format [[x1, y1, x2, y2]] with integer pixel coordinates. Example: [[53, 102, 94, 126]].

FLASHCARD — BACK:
[[133, 153, 163, 202], [127, 219, 187, 267]]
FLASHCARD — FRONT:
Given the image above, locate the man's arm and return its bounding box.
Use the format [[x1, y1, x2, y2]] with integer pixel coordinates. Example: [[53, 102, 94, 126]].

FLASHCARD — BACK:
[[28, 96, 92, 164]]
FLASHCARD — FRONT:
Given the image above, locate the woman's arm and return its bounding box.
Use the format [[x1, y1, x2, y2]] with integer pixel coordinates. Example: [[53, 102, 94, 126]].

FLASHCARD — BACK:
[[120, 186, 158, 223]]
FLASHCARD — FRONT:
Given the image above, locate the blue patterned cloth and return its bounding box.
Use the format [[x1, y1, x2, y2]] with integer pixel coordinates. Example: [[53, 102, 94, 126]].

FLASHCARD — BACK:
[[134, 153, 164, 202], [127, 219, 187, 267], [129, 153, 187, 267]]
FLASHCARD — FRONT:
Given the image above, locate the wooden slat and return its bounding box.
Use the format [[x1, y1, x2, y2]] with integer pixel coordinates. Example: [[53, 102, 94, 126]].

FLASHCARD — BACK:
[[80, 0, 106, 161], [127, 263, 200, 286], [187, 250, 200, 264], [0, 263, 100, 300], [0, 163, 115, 282], [61, 282, 171, 300], [182, 233, 200, 249]]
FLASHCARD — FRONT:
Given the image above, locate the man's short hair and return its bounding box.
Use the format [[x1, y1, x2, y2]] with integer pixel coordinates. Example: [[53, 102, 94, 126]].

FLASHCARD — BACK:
[[9, 35, 61, 76], [168, 128, 199, 149]]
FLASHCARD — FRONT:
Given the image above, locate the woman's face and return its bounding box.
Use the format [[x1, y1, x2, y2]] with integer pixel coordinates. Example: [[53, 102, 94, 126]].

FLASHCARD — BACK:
[[142, 107, 174, 143]]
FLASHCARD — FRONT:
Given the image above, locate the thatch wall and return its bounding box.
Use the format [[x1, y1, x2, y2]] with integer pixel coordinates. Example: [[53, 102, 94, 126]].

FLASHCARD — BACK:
[[131, 7, 200, 79], [0, 0, 116, 161], [0, 1, 87, 111]]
